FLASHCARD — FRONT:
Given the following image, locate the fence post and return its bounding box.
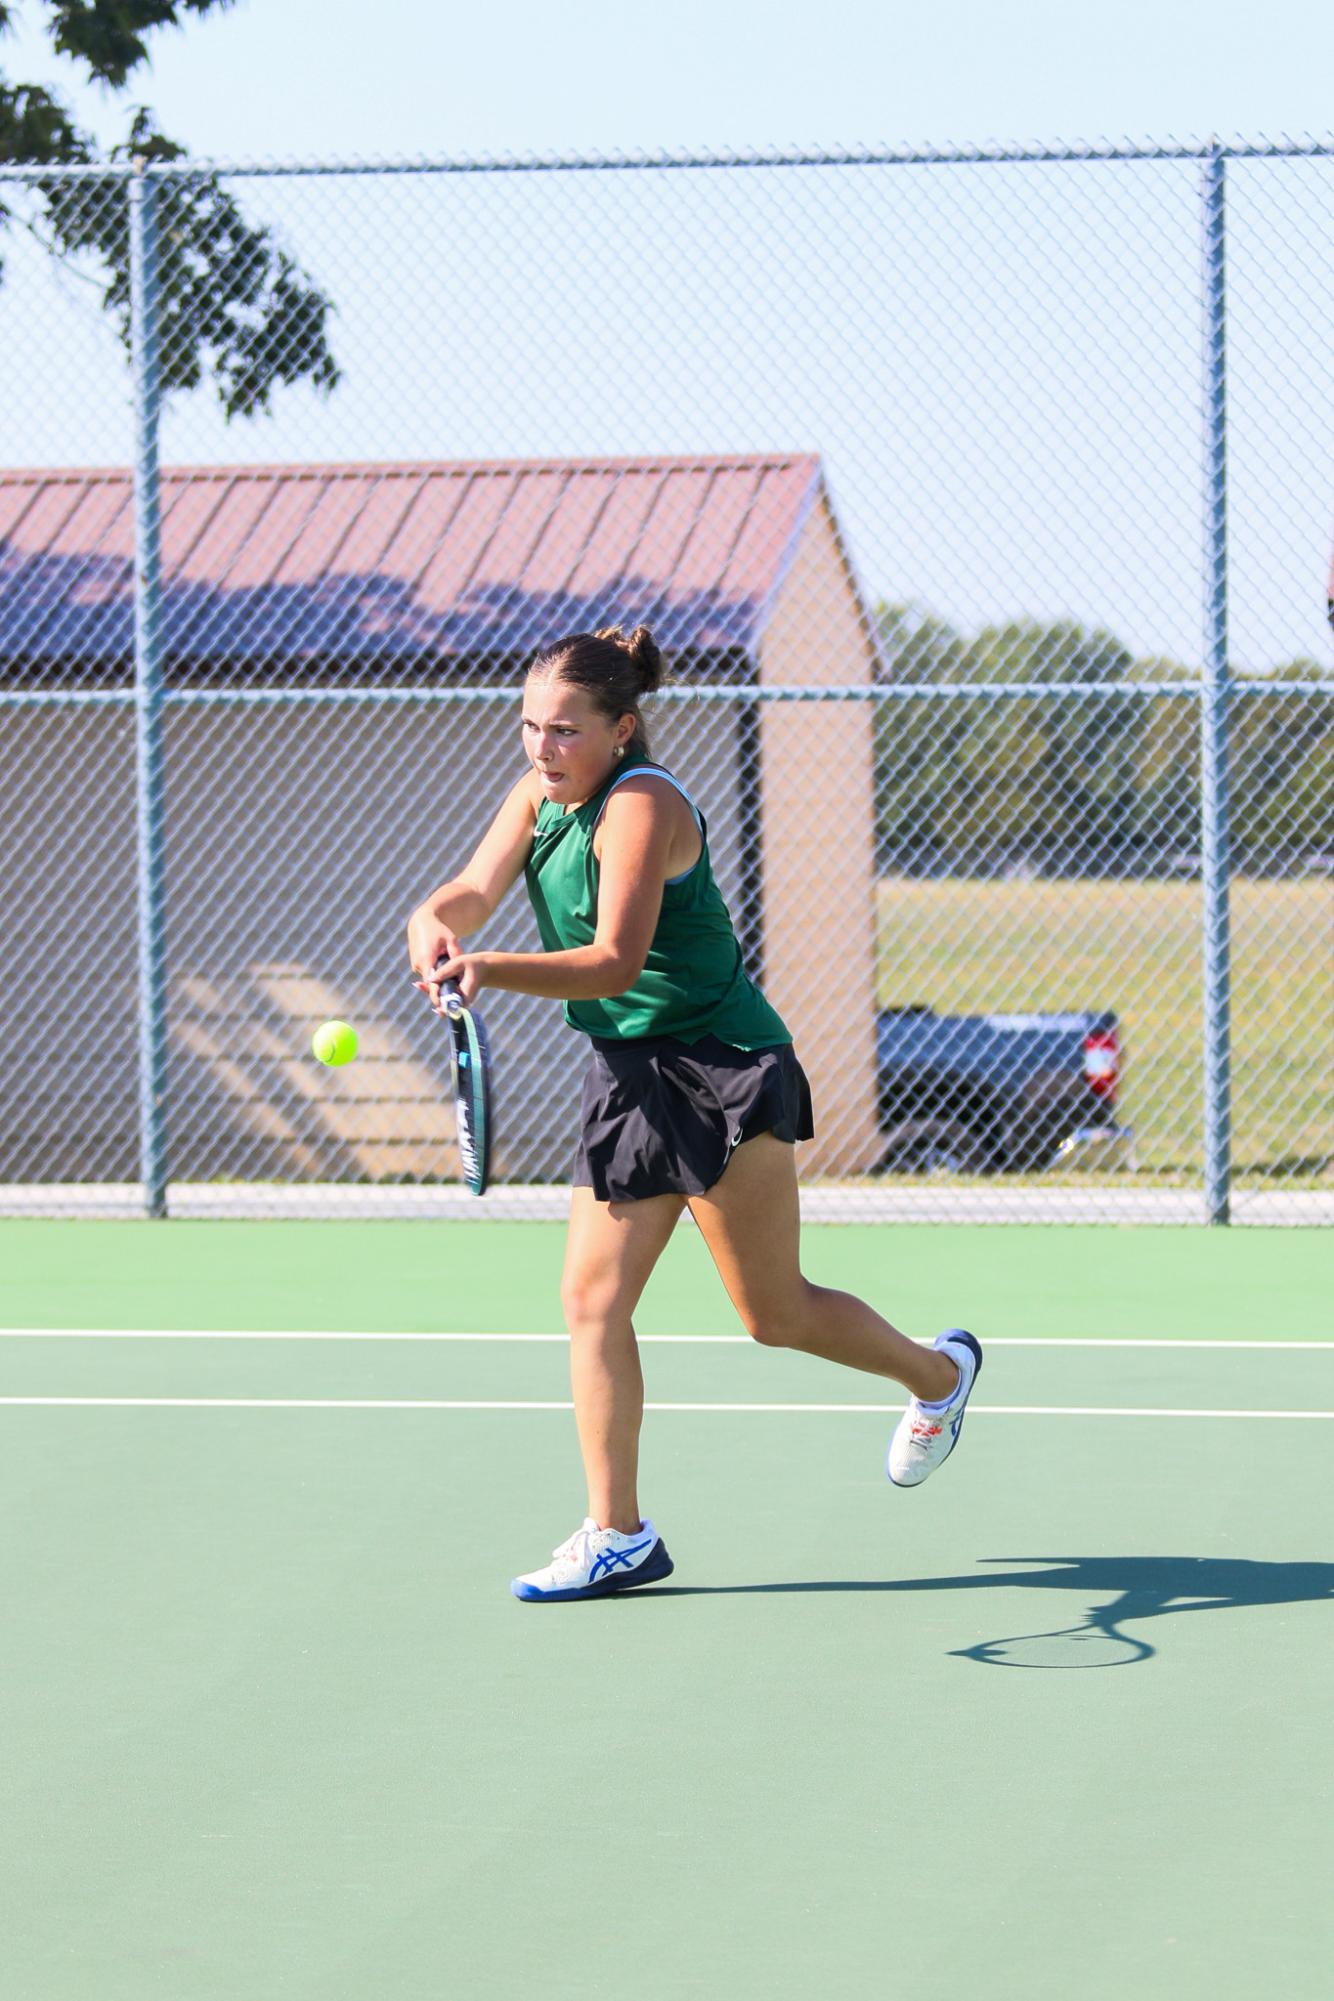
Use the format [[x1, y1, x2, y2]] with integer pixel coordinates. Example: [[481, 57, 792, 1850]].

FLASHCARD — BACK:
[[1200, 143, 1232, 1225], [129, 159, 168, 1218]]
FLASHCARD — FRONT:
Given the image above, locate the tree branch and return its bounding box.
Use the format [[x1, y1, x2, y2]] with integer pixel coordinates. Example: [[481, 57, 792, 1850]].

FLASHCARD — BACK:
[[47, 0, 235, 89]]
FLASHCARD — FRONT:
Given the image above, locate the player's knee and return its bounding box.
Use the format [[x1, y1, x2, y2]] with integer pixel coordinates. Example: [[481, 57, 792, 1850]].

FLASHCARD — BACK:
[[741, 1301, 807, 1349], [560, 1270, 595, 1327], [739, 1279, 816, 1349], [561, 1268, 619, 1332]]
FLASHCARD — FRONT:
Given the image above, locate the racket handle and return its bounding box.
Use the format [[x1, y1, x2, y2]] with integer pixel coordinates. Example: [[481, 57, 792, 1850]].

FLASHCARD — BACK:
[[439, 977, 466, 1019]]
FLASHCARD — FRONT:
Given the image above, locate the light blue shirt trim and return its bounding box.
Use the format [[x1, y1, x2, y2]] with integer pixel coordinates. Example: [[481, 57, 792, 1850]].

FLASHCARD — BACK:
[[594, 764, 704, 885]]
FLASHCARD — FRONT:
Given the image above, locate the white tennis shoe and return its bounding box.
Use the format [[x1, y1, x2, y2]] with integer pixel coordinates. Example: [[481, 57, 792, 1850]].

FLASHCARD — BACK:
[[887, 1329, 983, 1488], [511, 1517, 674, 1602]]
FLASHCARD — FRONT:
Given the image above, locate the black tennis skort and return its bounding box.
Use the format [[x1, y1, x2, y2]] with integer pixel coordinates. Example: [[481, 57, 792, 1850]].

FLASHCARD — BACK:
[[572, 1032, 815, 1202]]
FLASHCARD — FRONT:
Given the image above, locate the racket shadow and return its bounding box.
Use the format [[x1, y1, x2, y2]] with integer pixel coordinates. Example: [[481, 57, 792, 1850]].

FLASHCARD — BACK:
[[636, 1555, 1334, 1668]]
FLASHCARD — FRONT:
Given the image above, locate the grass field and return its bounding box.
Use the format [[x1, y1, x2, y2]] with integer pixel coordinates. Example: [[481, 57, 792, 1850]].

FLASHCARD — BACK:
[[878, 878, 1334, 1179]]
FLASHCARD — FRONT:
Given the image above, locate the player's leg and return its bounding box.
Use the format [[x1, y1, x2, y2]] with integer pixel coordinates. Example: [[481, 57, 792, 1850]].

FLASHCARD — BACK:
[[511, 1187, 683, 1602], [560, 1185, 685, 1532], [686, 1133, 953, 1392], [687, 1134, 981, 1485]]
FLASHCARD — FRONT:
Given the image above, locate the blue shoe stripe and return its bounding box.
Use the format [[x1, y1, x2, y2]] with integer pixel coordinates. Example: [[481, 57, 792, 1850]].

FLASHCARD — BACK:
[[511, 1538, 674, 1603], [588, 1534, 653, 1581]]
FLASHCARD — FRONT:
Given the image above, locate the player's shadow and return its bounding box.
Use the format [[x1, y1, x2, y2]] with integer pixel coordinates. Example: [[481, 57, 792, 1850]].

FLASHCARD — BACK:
[[645, 1555, 1334, 1668]]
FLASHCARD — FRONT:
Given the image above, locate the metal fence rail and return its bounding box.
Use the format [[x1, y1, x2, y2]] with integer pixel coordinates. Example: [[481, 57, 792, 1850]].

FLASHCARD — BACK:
[[1, 139, 1331, 1223]]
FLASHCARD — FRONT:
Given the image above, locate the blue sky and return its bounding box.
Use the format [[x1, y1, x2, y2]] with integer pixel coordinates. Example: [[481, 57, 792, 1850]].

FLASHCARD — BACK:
[[7, 0, 1334, 164], [3, 1, 1334, 670]]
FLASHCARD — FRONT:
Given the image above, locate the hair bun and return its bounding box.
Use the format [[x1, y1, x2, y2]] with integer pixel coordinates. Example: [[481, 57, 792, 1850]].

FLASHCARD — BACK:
[[536, 625, 662, 755], [595, 622, 663, 695]]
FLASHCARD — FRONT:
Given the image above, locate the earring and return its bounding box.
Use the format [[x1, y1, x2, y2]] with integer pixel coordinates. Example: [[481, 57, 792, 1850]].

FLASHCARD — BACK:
[[613, 744, 625, 758]]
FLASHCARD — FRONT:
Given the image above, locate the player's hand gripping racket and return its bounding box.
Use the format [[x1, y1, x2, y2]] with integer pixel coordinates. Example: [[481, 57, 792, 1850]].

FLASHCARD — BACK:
[[435, 973, 492, 1196]]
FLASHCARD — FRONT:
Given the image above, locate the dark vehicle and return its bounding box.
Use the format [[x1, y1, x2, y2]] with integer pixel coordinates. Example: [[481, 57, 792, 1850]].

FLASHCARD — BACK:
[[877, 1007, 1126, 1172]]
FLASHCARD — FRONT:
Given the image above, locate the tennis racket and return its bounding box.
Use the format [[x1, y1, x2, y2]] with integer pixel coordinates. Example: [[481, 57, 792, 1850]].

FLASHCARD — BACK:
[[437, 976, 493, 1196]]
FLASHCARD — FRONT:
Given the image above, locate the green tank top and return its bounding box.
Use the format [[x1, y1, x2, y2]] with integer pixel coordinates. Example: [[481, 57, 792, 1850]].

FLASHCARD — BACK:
[[523, 754, 791, 1047]]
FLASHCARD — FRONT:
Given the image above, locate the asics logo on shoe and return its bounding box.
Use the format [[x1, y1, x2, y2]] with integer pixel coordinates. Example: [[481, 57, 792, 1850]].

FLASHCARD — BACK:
[[588, 1537, 652, 1581]]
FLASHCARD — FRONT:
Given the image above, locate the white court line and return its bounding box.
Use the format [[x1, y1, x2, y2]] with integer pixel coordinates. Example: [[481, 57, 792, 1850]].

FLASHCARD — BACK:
[[2, 1330, 1333, 1350], [0, 1397, 1332, 1417]]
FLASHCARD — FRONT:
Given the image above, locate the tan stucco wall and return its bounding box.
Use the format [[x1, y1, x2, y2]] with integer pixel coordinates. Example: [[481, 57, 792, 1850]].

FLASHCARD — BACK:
[[756, 490, 881, 1174], [0, 695, 754, 1186]]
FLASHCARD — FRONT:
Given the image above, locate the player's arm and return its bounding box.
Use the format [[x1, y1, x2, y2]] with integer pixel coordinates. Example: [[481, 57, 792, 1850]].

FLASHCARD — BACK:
[[437, 780, 676, 1005], [406, 771, 540, 1002]]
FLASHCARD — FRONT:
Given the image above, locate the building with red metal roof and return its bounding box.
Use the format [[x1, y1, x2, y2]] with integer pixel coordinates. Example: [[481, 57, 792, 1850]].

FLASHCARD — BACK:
[[0, 453, 852, 683], [2, 453, 882, 1185]]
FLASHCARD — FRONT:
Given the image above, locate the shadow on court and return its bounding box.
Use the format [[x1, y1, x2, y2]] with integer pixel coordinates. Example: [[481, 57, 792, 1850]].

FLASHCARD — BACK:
[[643, 1555, 1334, 1668]]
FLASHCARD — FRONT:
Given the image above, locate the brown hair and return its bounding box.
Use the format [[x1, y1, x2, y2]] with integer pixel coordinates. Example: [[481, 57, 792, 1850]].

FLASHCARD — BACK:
[[526, 624, 665, 755]]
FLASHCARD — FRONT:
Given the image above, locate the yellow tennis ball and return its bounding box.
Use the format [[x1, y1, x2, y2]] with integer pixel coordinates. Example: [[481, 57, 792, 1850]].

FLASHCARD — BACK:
[[312, 1019, 358, 1067]]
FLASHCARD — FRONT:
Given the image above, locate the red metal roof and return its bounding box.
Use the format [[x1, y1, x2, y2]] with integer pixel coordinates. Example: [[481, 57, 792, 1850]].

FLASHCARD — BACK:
[[0, 454, 823, 677]]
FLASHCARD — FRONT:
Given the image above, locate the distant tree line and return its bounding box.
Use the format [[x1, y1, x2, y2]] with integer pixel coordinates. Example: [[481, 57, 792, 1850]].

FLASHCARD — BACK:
[[873, 605, 1334, 876]]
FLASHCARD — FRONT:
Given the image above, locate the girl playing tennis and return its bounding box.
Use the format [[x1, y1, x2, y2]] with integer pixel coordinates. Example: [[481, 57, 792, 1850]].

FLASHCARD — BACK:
[[407, 626, 981, 1601]]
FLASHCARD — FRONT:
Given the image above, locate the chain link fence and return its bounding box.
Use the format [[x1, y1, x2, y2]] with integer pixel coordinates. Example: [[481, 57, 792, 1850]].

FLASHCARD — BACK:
[[1, 141, 1331, 1223]]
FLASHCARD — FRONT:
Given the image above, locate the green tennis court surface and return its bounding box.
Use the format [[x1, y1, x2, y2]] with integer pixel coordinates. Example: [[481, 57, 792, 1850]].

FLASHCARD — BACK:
[[3, 1223, 1332, 2000]]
